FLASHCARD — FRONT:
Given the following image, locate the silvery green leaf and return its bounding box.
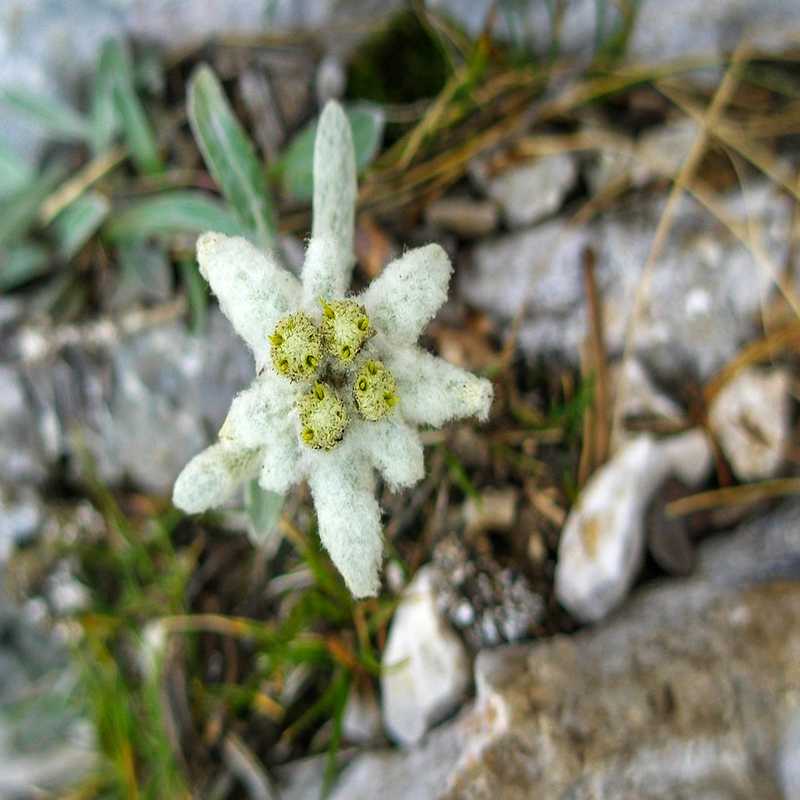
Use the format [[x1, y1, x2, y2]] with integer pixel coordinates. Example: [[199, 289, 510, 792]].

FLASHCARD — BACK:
[[244, 480, 284, 546], [0, 242, 51, 291], [0, 139, 33, 199], [100, 39, 162, 175], [277, 102, 385, 201], [90, 42, 121, 154], [51, 191, 110, 260], [104, 190, 246, 242], [0, 87, 92, 142], [0, 162, 66, 247], [188, 65, 277, 250]]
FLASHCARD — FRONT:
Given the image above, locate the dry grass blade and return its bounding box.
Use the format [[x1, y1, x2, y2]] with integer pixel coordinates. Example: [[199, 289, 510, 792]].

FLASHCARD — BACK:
[[666, 478, 800, 517], [613, 42, 751, 442]]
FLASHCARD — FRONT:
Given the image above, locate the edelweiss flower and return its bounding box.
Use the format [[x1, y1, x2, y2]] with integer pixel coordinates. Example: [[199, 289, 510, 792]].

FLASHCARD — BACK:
[[173, 101, 492, 597]]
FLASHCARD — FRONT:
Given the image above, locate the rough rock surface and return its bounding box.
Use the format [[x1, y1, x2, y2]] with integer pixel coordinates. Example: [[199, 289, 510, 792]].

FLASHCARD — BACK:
[[2, 310, 252, 495], [462, 186, 790, 381], [326, 501, 800, 800]]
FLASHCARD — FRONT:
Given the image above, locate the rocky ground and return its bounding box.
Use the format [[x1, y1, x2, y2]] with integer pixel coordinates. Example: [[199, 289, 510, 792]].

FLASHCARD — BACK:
[[2, 1, 800, 798]]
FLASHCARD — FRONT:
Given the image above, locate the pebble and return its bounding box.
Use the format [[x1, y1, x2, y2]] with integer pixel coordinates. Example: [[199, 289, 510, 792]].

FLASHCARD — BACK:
[[708, 367, 790, 482], [381, 567, 470, 746]]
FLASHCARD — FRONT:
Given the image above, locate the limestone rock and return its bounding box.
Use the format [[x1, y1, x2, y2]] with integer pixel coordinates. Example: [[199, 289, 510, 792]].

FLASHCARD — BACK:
[[555, 436, 666, 622], [331, 502, 800, 799], [476, 154, 577, 229], [709, 367, 791, 482], [381, 567, 470, 746]]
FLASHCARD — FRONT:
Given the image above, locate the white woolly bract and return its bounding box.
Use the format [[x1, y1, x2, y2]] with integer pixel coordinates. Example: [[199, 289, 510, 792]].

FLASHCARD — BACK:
[[173, 442, 263, 513], [197, 232, 301, 370], [361, 244, 451, 344], [173, 100, 495, 599], [305, 101, 356, 304], [219, 373, 293, 449], [346, 417, 424, 491], [259, 424, 303, 494], [384, 345, 494, 427], [305, 441, 383, 598]]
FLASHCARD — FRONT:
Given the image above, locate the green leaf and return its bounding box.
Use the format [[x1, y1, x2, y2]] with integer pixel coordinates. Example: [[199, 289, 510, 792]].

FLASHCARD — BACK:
[[90, 45, 121, 154], [0, 162, 66, 247], [104, 191, 246, 242], [0, 140, 34, 199], [99, 40, 162, 175], [51, 191, 110, 260], [187, 64, 276, 249], [0, 87, 92, 142], [0, 241, 51, 291], [276, 103, 385, 202], [243, 481, 284, 546], [179, 259, 208, 334]]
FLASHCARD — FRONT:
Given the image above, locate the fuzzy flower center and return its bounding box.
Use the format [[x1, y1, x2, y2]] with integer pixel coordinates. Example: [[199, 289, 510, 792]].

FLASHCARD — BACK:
[[354, 360, 398, 421], [320, 299, 373, 364], [297, 381, 349, 450], [269, 312, 322, 380]]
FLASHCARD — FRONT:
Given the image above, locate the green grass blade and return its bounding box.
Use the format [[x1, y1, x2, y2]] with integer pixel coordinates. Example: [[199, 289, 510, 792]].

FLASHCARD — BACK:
[[0, 162, 66, 247], [0, 139, 34, 199], [275, 102, 385, 202], [90, 44, 122, 154], [51, 190, 110, 260], [179, 258, 209, 334], [104, 190, 247, 242], [100, 39, 162, 175], [0, 241, 51, 291], [0, 87, 92, 142], [187, 64, 277, 249]]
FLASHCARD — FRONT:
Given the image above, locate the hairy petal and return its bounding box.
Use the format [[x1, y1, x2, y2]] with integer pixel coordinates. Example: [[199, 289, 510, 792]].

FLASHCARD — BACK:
[[305, 443, 382, 598], [259, 425, 303, 494], [218, 373, 293, 449], [304, 101, 356, 303], [347, 417, 424, 491], [384, 345, 493, 428], [197, 232, 301, 369], [173, 442, 263, 513], [361, 244, 451, 343]]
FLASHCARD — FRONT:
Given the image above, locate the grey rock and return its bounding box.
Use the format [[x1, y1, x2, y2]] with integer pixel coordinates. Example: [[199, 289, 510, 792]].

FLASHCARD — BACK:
[[2, 309, 252, 495], [0, 485, 44, 560], [381, 567, 470, 747], [462, 185, 791, 380], [343, 685, 383, 745], [476, 154, 577, 228], [633, 118, 699, 185], [780, 712, 800, 800], [331, 502, 800, 799], [427, 0, 800, 65]]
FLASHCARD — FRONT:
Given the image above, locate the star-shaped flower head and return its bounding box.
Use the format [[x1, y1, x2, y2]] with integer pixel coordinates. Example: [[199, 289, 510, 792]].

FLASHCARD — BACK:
[[173, 101, 493, 597]]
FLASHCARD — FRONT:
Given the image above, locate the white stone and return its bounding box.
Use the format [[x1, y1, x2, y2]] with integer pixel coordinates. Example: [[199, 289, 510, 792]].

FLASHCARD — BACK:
[[556, 436, 668, 622], [381, 567, 470, 746], [708, 367, 790, 481], [659, 428, 714, 488], [633, 119, 699, 185], [481, 154, 577, 228]]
